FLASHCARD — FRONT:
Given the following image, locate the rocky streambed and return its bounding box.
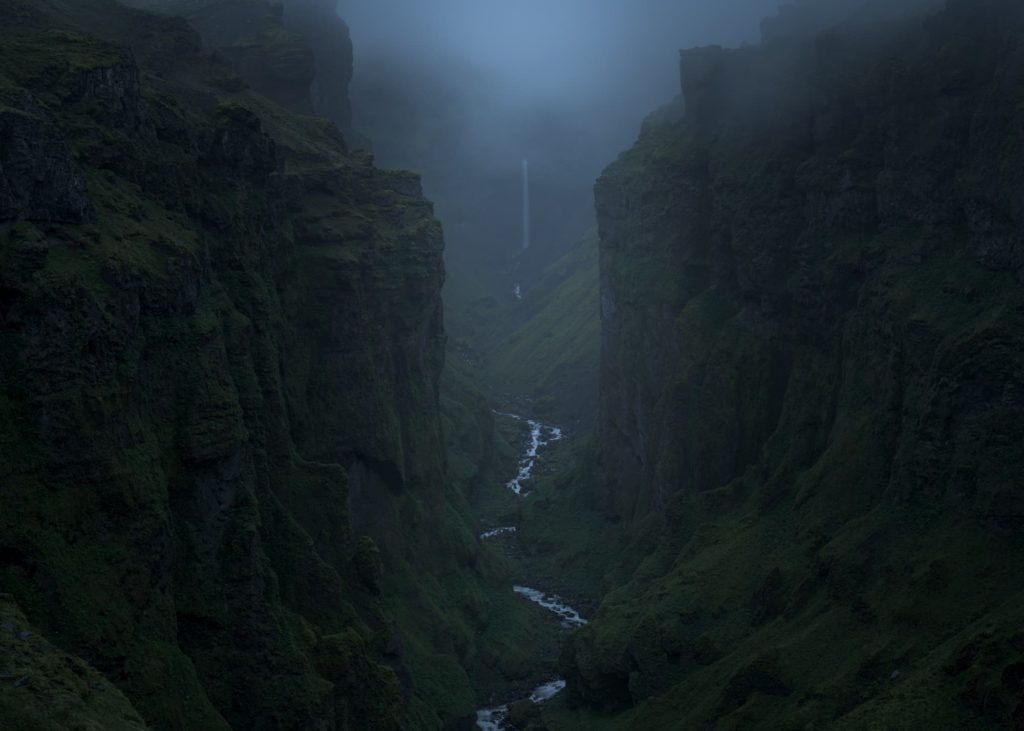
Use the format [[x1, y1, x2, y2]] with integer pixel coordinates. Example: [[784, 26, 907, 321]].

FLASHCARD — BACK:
[[476, 413, 585, 730], [493, 412, 564, 496], [474, 581, 588, 731]]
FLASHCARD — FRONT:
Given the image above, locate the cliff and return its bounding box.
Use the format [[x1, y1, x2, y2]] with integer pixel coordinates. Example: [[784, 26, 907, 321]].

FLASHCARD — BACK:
[[146, 0, 353, 128], [0, 0, 475, 728], [563, 1, 1024, 728]]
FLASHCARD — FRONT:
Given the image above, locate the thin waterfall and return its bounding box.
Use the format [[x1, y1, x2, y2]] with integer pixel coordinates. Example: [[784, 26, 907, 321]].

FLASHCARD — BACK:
[[522, 158, 530, 250]]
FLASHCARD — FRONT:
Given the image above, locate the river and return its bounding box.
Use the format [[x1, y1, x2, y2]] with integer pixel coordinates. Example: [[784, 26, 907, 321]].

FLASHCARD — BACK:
[[493, 411, 564, 496], [476, 412, 585, 730]]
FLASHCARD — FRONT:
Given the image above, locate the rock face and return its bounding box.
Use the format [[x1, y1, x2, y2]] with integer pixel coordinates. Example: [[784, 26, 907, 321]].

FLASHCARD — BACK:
[[0, 1, 459, 729], [172, 0, 315, 113], [281, 0, 354, 129], [158, 0, 354, 126], [568, 1, 1024, 728], [0, 595, 152, 731], [0, 96, 93, 223]]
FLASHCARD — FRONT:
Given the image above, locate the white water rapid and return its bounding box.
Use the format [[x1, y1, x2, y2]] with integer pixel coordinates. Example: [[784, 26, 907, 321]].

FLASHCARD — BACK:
[[476, 678, 567, 731], [474, 412, 581, 730], [513, 586, 588, 629], [474, 585, 587, 730], [494, 412, 563, 496]]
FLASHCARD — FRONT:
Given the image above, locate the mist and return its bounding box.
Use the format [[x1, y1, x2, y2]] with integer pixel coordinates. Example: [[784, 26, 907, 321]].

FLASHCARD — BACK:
[[334, 0, 920, 291], [340, 0, 786, 166], [333, 1, 803, 288], [344, 2, 775, 121]]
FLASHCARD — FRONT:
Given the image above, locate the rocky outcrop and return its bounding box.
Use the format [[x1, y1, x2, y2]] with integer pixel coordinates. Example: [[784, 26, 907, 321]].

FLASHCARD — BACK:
[[0, 94, 93, 223], [281, 0, 354, 129], [760, 0, 943, 42], [0, 1, 457, 729], [569, 1, 1024, 728], [0, 595, 152, 731], [160, 0, 318, 113], [155, 0, 353, 127]]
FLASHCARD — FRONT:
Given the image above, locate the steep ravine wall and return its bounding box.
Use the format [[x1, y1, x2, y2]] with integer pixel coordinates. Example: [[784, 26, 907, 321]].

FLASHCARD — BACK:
[[567, 1, 1024, 728], [148, 0, 354, 129], [0, 0, 465, 729]]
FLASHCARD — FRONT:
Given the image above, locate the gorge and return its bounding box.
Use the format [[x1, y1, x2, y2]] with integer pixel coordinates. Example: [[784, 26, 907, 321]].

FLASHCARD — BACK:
[[3, 0, 1024, 730]]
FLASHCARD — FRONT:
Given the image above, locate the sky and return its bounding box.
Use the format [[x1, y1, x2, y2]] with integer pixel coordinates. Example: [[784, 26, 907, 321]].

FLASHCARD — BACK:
[[332, 0, 798, 281], [330, 1, 858, 282], [335, 0, 816, 190], [330, 0, 945, 289], [338, 0, 784, 122]]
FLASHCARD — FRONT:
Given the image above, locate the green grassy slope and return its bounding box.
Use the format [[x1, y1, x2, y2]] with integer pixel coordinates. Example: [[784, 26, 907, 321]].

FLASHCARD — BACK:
[[485, 230, 600, 427], [445, 229, 600, 427]]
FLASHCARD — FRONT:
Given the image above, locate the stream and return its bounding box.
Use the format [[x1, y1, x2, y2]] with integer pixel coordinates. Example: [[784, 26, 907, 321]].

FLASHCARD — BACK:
[[475, 679, 568, 731], [476, 413, 585, 730], [512, 586, 587, 629], [493, 411, 563, 496]]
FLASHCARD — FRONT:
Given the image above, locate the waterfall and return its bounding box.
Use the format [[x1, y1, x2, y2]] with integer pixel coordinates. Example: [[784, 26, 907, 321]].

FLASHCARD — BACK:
[[522, 158, 530, 250]]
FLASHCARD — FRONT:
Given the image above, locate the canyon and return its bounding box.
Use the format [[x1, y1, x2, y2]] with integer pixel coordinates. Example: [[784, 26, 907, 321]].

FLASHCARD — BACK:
[[2, 1, 1024, 730]]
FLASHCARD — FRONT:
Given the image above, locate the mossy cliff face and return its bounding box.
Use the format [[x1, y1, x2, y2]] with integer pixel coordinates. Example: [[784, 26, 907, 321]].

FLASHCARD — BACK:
[[567, 1, 1024, 728], [0, 0, 456, 728], [158, 0, 318, 115], [148, 0, 353, 127], [0, 594, 153, 731], [280, 0, 354, 129]]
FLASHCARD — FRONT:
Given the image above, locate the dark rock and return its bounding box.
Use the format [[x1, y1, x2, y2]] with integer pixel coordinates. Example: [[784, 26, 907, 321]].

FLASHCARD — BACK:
[[716, 654, 792, 714], [507, 698, 541, 729], [167, 0, 350, 117], [205, 103, 277, 183], [441, 716, 478, 731], [0, 98, 93, 223], [73, 59, 153, 138], [571, 3, 1024, 730], [692, 634, 723, 666], [353, 536, 384, 595], [750, 568, 787, 626], [0, 1, 449, 729], [282, 0, 355, 128], [1002, 663, 1024, 690]]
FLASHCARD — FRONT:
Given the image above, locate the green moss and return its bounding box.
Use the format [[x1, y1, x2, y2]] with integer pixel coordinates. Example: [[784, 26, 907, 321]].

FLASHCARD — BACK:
[[550, 4, 1024, 729], [0, 1, 483, 729], [483, 230, 601, 424], [0, 596, 154, 731]]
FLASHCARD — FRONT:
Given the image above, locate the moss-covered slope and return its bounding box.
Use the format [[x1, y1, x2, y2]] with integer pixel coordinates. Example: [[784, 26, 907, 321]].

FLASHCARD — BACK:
[[0, 0, 482, 728], [445, 229, 600, 428], [485, 230, 600, 427], [0, 594, 152, 731], [559, 2, 1024, 729]]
